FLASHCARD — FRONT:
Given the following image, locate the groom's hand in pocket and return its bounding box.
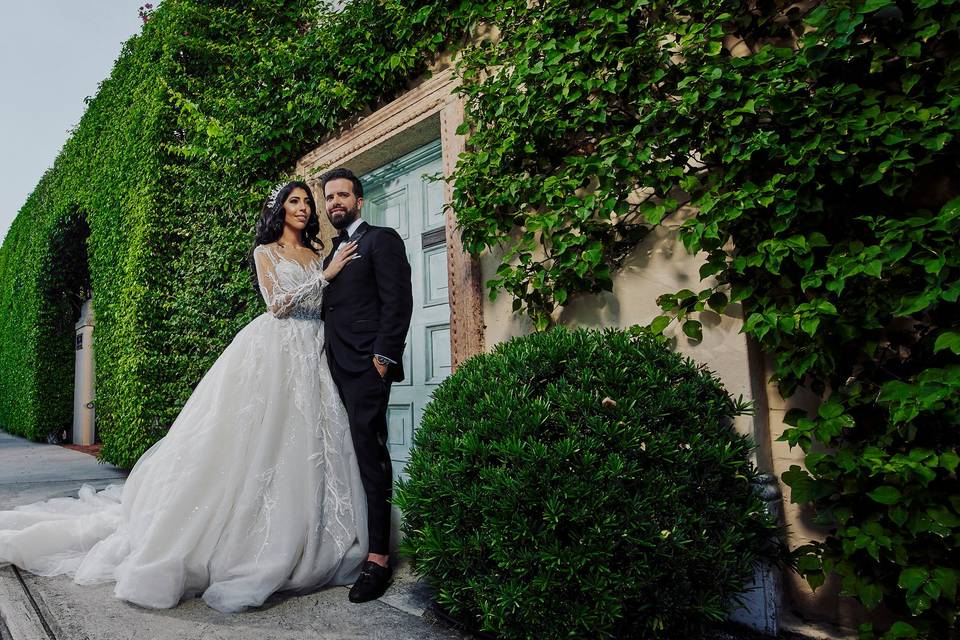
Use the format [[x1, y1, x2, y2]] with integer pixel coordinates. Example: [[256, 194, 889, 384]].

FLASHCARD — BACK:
[[372, 356, 388, 379]]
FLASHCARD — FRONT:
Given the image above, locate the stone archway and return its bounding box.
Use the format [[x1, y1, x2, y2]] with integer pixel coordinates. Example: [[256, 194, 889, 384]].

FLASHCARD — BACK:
[[40, 208, 93, 444]]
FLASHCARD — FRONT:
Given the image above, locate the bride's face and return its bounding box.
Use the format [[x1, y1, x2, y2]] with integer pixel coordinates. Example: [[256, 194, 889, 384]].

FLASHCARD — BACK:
[[283, 188, 312, 232]]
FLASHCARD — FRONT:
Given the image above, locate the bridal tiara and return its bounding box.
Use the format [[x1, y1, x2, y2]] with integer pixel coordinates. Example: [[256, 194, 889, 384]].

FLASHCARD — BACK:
[[267, 183, 285, 209]]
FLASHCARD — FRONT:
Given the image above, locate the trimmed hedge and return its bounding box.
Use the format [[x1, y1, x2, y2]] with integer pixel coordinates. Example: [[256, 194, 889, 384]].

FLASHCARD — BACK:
[[395, 326, 780, 639], [0, 33, 167, 449]]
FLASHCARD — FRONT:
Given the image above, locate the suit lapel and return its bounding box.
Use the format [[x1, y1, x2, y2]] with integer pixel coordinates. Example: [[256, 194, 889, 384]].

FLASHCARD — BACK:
[[349, 220, 370, 244]]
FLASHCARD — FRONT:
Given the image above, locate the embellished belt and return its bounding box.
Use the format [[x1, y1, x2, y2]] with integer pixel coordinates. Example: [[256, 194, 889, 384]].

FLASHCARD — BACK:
[[287, 308, 323, 320]]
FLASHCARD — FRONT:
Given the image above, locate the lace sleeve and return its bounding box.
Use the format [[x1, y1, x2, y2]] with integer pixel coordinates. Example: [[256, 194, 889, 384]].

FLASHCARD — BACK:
[[253, 245, 328, 318]]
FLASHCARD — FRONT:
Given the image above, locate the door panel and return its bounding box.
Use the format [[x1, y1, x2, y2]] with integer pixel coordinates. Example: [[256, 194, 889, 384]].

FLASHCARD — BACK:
[[422, 244, 449, 307], [368, 186, 410, 240], [422, 175, 445, 230], [425, 324, 452, 384]]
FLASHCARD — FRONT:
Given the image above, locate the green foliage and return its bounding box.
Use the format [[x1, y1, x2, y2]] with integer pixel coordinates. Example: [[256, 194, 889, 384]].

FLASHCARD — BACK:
[[0, 0, 463, 465], [0, 30, 167, 447], [451, 0, 656, 330], [396, 326, 780, 639], [157, 0, 459, 450], [0, 0, 955, 635], [446, 1, 960, 636]]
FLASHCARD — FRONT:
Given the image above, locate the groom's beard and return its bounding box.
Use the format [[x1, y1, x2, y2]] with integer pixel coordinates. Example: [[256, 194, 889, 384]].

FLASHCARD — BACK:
[[328, 203, 359, 230]]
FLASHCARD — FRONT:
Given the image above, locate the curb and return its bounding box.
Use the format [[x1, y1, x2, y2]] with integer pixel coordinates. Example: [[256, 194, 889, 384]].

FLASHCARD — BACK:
[[0, 566, 54, 640]]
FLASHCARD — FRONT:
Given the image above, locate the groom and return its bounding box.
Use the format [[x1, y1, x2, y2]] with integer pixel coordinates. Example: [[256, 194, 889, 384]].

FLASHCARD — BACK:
[[320, 167, 413, 603]]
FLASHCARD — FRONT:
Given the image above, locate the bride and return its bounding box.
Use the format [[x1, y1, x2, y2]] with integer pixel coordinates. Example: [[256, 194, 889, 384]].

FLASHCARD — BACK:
[[0, 181, 367, 612]]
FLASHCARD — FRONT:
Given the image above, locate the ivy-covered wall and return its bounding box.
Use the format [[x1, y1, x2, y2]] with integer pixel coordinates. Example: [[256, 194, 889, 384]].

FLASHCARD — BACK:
[[0, 0, 460, 464], [1, 1, 957, 637], [0, 32, 170, 452]]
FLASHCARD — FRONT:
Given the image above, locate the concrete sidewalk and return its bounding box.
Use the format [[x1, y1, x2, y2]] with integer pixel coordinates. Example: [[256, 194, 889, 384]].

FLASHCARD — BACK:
[[0, 431, 466, 640], [0, 431, 816, 640], [0, 431, 127, 505]]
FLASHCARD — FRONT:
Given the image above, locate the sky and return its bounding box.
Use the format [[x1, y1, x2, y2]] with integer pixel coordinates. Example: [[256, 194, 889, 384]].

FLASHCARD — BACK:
[[0, 1, 150, 246]]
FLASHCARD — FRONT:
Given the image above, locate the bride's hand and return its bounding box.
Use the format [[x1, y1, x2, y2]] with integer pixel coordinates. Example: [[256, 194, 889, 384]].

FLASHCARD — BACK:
[[322, 241, 359, 280]]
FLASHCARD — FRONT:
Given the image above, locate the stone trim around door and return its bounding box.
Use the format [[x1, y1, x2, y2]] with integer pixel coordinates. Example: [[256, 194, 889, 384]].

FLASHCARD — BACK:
[[296, 67, 485, 370]]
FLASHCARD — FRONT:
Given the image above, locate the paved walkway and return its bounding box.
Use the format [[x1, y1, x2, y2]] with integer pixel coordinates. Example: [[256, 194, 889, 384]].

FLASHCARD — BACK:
[[0, 431, 821, 640], [0, 431, 466, 640], [0, 431, 126, 506]]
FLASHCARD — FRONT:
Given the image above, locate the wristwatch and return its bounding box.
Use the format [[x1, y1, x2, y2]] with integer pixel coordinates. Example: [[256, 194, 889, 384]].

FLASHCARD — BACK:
[[375, 355, 391, 366]]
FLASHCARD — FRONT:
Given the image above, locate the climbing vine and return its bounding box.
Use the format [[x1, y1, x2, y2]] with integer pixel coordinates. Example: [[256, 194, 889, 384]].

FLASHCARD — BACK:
[[447, 1, 959, 637], [0, 0, 957, 636]]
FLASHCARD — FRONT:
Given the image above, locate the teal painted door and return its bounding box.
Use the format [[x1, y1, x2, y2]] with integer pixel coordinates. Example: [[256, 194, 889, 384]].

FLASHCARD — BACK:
[[361, 140, 449, 482]]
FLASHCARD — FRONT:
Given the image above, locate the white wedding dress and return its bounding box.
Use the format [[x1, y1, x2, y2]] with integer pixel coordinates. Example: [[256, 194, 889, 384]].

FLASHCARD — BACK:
[[0, 243, 367, 612]]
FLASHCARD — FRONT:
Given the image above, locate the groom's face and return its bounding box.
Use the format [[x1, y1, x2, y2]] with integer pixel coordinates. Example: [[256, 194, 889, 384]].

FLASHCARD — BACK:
[[324, 178, 362, 230]]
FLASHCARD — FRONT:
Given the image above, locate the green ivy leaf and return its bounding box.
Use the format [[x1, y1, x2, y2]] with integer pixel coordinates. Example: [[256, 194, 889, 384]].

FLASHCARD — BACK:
[[899, 567, 928, 593], [682, 319, 703, 341], [933, 331, 960, 355], [905, 591, 932, 615], [931, 568, 957, 601], [818, 401, 844, 420], [867, 486, 902, 505], [650, 315, 670, 335], [858, 0, 893, 13], [730, 283, 753, 303], [886, 621, 919, 638], [858, 581, 884, 610], [707, 291, 728, 313], [205, 119, 223, 138], [927, 506, 960, 528], [938, 451, 959, 473], [889, 506, 908, 527]]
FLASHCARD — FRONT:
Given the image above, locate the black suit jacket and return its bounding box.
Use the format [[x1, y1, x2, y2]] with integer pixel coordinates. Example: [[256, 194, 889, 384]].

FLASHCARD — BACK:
[[321, 221, 413, 382]]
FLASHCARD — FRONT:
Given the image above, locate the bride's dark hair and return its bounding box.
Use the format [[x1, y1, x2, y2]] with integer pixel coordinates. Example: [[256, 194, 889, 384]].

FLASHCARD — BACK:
[[253, 180, 323, 252], [249, 181, 324, 293]]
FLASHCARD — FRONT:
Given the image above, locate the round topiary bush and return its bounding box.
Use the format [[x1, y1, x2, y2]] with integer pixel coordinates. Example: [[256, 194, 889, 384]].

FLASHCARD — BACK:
[[395, 326, 781, 639]]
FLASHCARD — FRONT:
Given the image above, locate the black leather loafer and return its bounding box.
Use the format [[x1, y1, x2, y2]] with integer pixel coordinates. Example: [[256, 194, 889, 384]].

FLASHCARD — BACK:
[[348, 560, 393, 603]]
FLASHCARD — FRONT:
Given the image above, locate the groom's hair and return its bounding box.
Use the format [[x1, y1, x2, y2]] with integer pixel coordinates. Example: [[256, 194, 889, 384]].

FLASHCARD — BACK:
[[319, 167, 364, 199]]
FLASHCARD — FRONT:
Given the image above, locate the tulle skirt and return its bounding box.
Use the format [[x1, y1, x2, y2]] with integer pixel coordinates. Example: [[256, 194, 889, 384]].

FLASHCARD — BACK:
[[0, 313, 367, 612]]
